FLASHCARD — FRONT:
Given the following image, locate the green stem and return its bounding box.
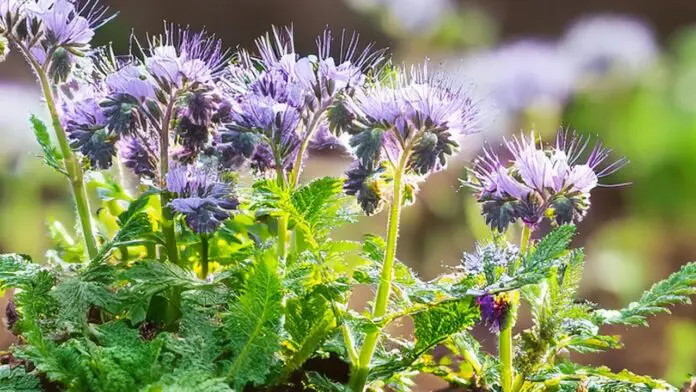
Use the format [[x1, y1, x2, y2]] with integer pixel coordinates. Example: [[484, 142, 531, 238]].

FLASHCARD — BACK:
[[288, 111, 324, 188], [500, 225, 532, 392], [158, 100, 179, 266], [200, 235, 209, 279], [349, 153, 409, 392], [24, 44, 98, 260]]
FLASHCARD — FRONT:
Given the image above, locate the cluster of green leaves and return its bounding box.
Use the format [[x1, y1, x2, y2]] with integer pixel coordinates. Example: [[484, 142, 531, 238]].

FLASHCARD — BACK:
[[413, 225, 696, 391]]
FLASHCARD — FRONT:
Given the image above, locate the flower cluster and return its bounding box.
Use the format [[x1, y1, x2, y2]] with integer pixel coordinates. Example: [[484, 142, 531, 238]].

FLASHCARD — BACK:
[[215, 27, 383, 177], [462, 242, 519, 277], [60, 25, 229, 175], [464, 130, 627, 231], [166, 164, 238, 234], [342, 64, 481, 214], [0, 0, 114, 82]]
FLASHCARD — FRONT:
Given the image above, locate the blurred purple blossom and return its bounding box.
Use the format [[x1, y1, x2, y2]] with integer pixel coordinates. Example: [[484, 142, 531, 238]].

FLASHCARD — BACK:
[[461, 40, 577, 113], [562, 15, 658, 79]]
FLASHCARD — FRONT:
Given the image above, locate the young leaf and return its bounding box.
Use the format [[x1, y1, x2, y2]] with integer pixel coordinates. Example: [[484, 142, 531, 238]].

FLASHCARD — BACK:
[[224, 250, 282, 389], [593, 261, 696, 327], [30, 115, 66, 176]]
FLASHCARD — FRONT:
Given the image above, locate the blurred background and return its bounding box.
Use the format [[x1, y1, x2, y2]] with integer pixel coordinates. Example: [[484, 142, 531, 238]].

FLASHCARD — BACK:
[[1, 0, 696, 390]]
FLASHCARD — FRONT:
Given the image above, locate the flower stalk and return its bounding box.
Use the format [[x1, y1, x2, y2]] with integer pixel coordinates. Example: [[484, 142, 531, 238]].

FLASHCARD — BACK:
[[19, 40, 99, 260], [499, 225, 531, 392], [159, 99, 180, 266], [200, 235, 209, 279], [349, 150, 409, 391]]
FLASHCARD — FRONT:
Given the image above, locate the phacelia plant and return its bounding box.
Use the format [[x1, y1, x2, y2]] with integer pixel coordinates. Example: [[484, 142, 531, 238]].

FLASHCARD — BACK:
[[1, 1, 695, 392]]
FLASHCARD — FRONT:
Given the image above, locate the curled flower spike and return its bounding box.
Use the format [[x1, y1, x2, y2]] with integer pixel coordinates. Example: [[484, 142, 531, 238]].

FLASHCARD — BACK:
[[166, 164, 239, 234], [216, 26, 384, 181], [462, 242, 520, 278], [343, 63, 481, 214], [464, 129, 628, 232], [476, 293, 511, 333], [117, 134, 158, 179]]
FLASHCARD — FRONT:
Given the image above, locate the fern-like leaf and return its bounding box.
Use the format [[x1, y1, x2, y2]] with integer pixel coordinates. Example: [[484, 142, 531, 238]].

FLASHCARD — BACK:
[[593, 261, 696, 327], [224, 250, 282, 389], [30, 115, 66, 176]]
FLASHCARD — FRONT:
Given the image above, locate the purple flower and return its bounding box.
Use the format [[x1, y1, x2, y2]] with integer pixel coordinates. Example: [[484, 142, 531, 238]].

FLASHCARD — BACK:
[[61, 86, 120, 169], [218, 94, 301, 173], [476, 293, 511, 333], [117, 134, 158, 179], [105, 64, 156, 101], [461, 40, 577, 113], [344, 161, 386, 215], [562, 15, 657, 79], [5, 298, 18, 330], [166, 164, 238, 234], [465, 130, 627, 231], [145, 26, 227, 89]]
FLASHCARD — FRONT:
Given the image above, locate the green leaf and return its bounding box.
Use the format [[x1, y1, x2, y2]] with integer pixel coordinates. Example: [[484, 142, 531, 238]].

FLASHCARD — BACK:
[[30, 115, 65, 176], [92, 191, 157, 264], [305, 371, 352, 392], [117, 261, 208, 323], [487, 225, 577, 292], [282, 293, 337, 378], [0, 366, 42, 392], [0, 254, 42, 289], [529, 361, 678, 391], [413, 297, 479, 355], [52, 276, 117, 328], [224, 250, 282, 389], [593, 261, 696, 327], [252, 177, 355, 251]]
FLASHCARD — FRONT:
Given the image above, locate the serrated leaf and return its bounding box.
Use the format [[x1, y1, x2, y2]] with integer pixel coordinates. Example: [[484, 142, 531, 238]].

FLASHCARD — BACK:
[[252, 177, 355, 252], [413, 298, 479, 355], [593, 261, 696, 327], [52, 277, 117, 328], [0, 366, 42, 392], [282, 293, 337, 378], [30, 115, 66, 176], [0, 254, 42, 289], [224, 250, 282, 389], [91, 191, 157, 264]]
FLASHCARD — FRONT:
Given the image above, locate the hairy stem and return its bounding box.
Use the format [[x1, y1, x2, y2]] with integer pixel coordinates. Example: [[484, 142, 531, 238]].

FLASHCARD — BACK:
[[158, 99, 179, 266], [349, 153, 409, 392], [27, 46, 98, 260], [200, 235, 209, 279], [500, 225, 532, 392]]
